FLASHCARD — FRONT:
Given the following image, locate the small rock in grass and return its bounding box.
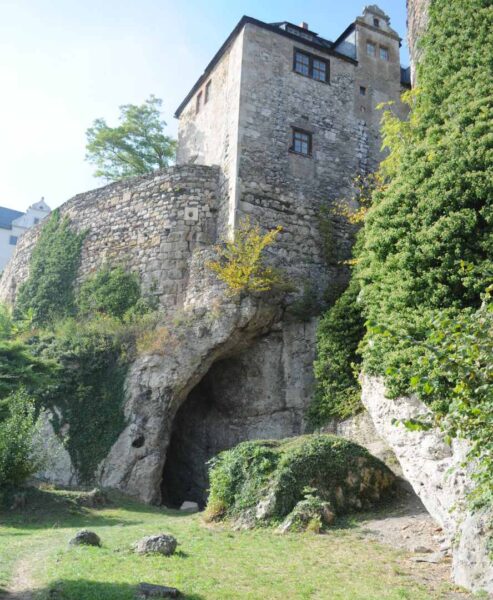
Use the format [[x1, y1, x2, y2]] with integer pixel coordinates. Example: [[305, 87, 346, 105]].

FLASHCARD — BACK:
[[133, 534, 177, 556], [76, 488, 111, 508], [179, 501, 199, 513], [411, 552, 444, 564], [136, 582, 181, 598], [413, 545, 433, 554], [69, 529, 101, 547]]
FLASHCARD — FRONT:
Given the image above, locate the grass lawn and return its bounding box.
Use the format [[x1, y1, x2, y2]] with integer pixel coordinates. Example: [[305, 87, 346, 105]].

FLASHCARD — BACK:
[[0, 488, 464, 599]]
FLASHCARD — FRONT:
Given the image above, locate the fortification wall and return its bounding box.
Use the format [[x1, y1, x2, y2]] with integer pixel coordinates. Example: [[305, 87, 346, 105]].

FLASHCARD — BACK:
[[0, 165, 220, 310]]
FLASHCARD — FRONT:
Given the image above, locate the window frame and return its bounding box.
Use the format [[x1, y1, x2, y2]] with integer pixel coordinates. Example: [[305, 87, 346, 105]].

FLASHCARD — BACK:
[[290, 127, 313, 157], [196, 91, 202, 114], [205, 80, 211, 104], [379, 46, 389, 61], [293, 48, 330, 84], [359, 86, 367, 96], [366, 41, 376, 57], [373, 17, 380, 28], [9, 235, 17, 246]]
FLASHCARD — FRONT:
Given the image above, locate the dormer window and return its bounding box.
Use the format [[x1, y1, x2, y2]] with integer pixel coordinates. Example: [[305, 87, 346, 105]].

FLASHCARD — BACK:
[[373, 18, 380, 28], [196, 91, 202, 114], [366, 41, 376, 57], [293, 49, 329, 83], [380, 46, 389, 61]]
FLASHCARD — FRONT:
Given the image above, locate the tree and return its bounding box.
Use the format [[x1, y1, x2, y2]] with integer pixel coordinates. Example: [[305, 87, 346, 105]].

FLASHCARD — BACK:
[[85, 95, 176, 181]]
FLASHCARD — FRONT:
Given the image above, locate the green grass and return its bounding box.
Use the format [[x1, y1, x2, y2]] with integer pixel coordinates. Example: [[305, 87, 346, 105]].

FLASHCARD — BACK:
[[0, 488, 461, 599]]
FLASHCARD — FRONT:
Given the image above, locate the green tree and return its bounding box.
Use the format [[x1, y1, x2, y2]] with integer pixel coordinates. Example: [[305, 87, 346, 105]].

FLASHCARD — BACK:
[[85, 95, 176, 181]]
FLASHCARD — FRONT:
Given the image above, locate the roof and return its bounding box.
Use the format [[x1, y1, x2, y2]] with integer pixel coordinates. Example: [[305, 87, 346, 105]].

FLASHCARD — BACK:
[[174, 16, 358, 118], [0, 207, 24, 230]]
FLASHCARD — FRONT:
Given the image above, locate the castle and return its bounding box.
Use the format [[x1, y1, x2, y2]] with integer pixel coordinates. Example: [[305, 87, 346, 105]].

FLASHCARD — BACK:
[[0, 5, 408, 506]]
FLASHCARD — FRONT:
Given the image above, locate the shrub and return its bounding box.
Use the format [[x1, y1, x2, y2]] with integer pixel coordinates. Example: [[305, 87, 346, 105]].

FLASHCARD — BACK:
[[310, 279, 365, 425], [0, 389, 44, 489], [15, 210, 86, 326], [78, 265, 145, 320], [207, 218, 284, 295]]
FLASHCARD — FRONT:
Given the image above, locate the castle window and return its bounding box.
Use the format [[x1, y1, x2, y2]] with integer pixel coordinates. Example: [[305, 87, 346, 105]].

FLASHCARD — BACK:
[[380, 46, 389, 61], [205, 80, 211, 103], [290, 128, 312, 156], [360, 86, 367, 96], [312, 58, 327, 82], [9, 235, 17, 246], [294, 50, 310, 76], [196, 91, 202, 114], [373, 18, 380, 28], [366, 41, 376, 57], [293, 49, 329, 83]]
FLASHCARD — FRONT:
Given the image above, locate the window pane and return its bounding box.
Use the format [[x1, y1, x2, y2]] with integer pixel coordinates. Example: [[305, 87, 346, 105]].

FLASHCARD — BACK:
[[367, 42, 376, 56], [380, 47, 389, 60], [294, 51, 310, 75], [313, 59, 326, 81], [293, 131, 310, 155]]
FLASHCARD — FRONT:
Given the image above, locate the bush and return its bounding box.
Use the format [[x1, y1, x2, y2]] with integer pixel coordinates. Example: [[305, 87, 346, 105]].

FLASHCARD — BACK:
[[205, 435, 394, 526], [0, 389, 44, 489], [207, 218, 285, 295], [78, 265, 146, 320], [15, 210, 86, 326], [310, 279, 365, 425]]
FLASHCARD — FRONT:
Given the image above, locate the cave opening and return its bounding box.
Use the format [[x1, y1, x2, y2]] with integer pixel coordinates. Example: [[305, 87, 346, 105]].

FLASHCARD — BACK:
[[160, 332, 304, 509]]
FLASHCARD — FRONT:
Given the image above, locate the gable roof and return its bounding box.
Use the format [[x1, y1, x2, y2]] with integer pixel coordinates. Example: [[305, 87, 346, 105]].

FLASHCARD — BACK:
[[0, 207, 24, 230]]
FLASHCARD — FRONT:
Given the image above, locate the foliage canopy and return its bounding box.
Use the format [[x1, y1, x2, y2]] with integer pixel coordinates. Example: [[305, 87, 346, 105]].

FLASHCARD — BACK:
[[85, 95, 176, 181]]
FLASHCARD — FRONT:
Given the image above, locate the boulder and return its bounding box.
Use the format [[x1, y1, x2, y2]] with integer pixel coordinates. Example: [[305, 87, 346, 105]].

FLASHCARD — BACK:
[[69, 529, 101, 547], [133, 534, 177, 556], [278, 497, 335, 534], [179, 501, 199, 513]]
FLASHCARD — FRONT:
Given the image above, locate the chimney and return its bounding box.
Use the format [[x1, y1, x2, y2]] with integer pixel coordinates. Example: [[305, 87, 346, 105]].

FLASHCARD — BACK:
[[299, 22, 309, 30]]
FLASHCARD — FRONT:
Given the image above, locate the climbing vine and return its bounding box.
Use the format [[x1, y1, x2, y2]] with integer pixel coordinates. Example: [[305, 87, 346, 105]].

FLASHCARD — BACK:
[[15, 210, 86, 326]]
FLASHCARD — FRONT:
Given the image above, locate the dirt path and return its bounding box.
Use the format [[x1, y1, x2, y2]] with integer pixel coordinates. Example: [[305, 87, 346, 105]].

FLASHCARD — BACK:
[[4, 557, 35, 600], [357, 484, 474, 599]]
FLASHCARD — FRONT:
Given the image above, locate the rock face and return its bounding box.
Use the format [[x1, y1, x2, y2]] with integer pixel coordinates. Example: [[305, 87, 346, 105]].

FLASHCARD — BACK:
[[407, 0, 431, 84], [361, 375, 493, 594]]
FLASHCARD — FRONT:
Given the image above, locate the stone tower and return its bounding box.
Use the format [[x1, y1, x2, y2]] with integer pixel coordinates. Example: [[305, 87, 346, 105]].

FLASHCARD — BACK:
[[407, 0, 431, 84], [176, 6, 409, 299]]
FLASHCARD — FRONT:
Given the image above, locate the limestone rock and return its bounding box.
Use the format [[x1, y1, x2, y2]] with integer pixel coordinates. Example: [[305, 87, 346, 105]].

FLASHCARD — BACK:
[[133, 534, 177, 556], [179, 501, 199, 513], [76, 488, 111, 508], [361, 375, 493, 595], [69, 530, 101, 547], [136, 582, 181, 598], [278, 498, 335, 534]]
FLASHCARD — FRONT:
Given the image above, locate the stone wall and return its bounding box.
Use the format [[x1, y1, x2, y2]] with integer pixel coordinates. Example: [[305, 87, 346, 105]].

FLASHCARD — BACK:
[[0, 165, 220, 311], [407, 0, 431, 84]]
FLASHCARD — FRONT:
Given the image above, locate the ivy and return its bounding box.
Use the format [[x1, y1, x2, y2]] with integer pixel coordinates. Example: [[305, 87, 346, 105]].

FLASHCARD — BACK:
[[310, 278, 364, 425], [15, 210, 86, 326], [350, 0, 493, 505]]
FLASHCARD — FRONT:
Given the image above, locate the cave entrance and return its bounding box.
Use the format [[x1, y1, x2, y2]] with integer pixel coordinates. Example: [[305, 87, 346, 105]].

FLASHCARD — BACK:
[[160, 331, 304, 508], [160, 359, 235, 509]]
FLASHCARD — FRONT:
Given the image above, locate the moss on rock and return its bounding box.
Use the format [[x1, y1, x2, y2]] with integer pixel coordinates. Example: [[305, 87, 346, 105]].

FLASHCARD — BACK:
[[205, 434, 395, 527]]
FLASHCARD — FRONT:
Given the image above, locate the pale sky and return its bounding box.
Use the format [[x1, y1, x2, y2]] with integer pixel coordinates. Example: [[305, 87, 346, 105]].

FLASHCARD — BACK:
[[0, 0, 408, 212]]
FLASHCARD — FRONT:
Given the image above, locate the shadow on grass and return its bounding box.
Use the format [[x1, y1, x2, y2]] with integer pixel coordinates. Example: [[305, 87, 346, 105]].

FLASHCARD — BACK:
[[0, 487, 201, 534], [41, 579, 206, 600]]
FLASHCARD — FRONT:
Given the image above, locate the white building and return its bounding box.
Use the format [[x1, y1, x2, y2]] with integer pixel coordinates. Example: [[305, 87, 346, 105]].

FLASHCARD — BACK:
[[0, 198, 51, 271]]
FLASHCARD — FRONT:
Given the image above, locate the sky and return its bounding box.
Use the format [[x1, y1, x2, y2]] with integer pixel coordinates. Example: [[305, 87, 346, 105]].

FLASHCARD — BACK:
[[0, 0, 409, 212]]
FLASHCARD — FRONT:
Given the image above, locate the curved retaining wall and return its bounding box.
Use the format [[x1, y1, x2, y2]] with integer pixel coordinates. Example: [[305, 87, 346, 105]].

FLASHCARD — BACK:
[[0, 165, 220, 311]]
